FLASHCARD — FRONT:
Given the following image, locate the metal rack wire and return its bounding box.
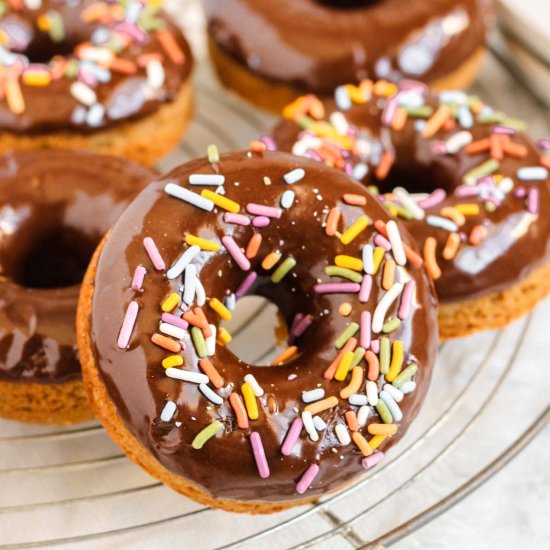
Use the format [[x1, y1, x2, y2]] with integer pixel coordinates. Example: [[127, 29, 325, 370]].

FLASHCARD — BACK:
[[1, 4, 550, 547]]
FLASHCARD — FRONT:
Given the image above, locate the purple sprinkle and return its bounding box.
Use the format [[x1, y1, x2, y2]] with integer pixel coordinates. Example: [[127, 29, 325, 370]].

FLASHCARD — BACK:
[[252, 216, 270, 228], [224, 212, 251, 226], [260, 134, 277, 151], [287, 313, 304, 345], [491, 125, 518, 136], [296, 463, 320, 494], [527, 187, 539, 214], [131, 265, 146, 291], [359, 275, 372, 303], [362, 450, 385, 470], [417, 188, 446, 209], [314, 283, 361, 294], [161, 313, 189, 330], [398, 280, 415, 320], [360, 311, 371, 349], [537, 138, 550, 151], [246, 203, 282, 219], [235, 271, 257, 299], [344, 162, 353, 176], [306, 149, 323, 162], [117, 301, 139, 349], [143, 237, 165, 271], [281, 417, 303, 456], [293, 314, 313, 338], [250, 432, 270, 479], [374, 234, 391, 251]]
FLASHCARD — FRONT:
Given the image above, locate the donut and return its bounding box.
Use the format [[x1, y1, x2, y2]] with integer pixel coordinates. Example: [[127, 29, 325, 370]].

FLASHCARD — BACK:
[[203, 0, 492, 113], [77, 149, 437, 513], [0, 0, 193, 166], [271, 81, 550, 338], [0, 149, 156, 424]]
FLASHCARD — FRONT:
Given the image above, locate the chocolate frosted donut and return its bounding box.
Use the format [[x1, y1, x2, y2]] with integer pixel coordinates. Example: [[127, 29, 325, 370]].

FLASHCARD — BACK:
[[272, 81, 550, 338], [0, 149, 156, 424], [203, 0, 492, 112], [78, 150, 437, 513], [0, 1, 194, 165]]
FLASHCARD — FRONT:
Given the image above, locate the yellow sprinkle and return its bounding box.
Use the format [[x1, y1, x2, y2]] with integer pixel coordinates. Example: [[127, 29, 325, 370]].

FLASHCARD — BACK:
[[372, 246, 385, 275], [340, 216, 369, 245], [454, 203, 480, 216], [335, 255, 363, 271], [217, 326, 232, 345], [338, 302, 352, 317], [373, 80, 398, 97], [162, 355, 184, 369], [22, 72, 52, 87], [209, 298, 232, 321], [200, 189, 240, 213], [185, 234, 220, 252], [262, 251, 282, 270], [5, 79, 24, 115], [334, 351, 354, 381], [161, 293, 180, 312], [37, 14, 51, 31], [352, 431, 373, 456], [385, 340, 404, 382], [369, 434, 387, 450], [242, 383, 259, 420]]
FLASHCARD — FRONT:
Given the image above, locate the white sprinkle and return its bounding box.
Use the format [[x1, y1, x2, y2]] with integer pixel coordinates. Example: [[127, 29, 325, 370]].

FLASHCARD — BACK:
[[165, 368, 209, 384], [380, 391, 403, 421], [281, 190, 296, 208], [199, 384, 223, 405], [335, 423, 351, 445], [349, 394, 368, 406], [23, 0, 42, 9], [426, 215, 458, 233], [386, 220, 407, 266], [357, 405, 371, 427], [445, 131, 473, 154], [194, 276, 206, 306], [399, 381, 417, 394], [146, 59, 165, 90], [393, 187, 425, 220], [189, 174, 225, 186], [292, 136, 322, 157], [85, 103, 105, 127], [383, 383, 404, 403], [302, 411, 318, 442], [313, 416, 327, 431], [165, 183, 214, 211], [206, 324, 216, 356], [183, 264, 197, 305], [284, 168, 305, 184], [225, 293, 236, 312], [330, 111, 349, 134], [335, 86, 352, 110], [166, 245, 201, 280], [439, 90, 468, 104], [517, 167, 549, 181], [244, 374, 264, 397], [457, 105, 474, 129], [499, 177, 514, 193], [159, 322, 186, 341], [414, 120, 426, 133], [352, 163, 368, 181], [160, 401, 177, 422], [397, 90, 424, 108], [372, 282, 404, 333], [70, 81, 97, 106], [366, 381, 379, 406], [302, 388, 325, 403], [362, 244, 375, 274]]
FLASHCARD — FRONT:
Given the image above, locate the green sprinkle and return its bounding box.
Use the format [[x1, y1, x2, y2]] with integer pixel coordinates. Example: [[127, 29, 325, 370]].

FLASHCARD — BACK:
[[296, 115, 314, 130], [463, 159, 500, 184], [467, 95, 481, 107], [379, 337, 390, 374], [351, 347, 366, 368], [392, 363, 418, 389], [384, 202, 414, 220], [382, 317, 401, 333], [375, 399, 393, 424], [192, 420, 223, 449], [139, 6, 165, 31], [334, 322, 359, 349], [367, 185, 380, 196], [476, 111, 505, 124], [191, 327, 207, 358], [49, 13, 65, 43], [403, 105, 433, 118], [502, 117, 527, 132], [65, 59, 79, 78], [271, 257, 297, 283], [485, 201, 496, 213], [325, 266, 363, 283], [207, 144, 219, 163]]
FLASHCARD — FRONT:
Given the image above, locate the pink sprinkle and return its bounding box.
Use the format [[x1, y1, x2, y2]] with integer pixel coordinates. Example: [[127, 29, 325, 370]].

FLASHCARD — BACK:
[[246, 203, 282, 219], [455, 185, 479, 198], [417, 188, 446, 209], [362, 450, 385, 470], [359, 275, 372, 303], [293, 314, 313, 338], [161, 313, 189, 330], [131, 265, 146, 291], [281, 417, 303, 456], [143, 237, 165, 271], [401, 79, 427, 93], [224, 213, 250, 226], [222, 236, 251, 271], [314, 283, 360, 294], [398, 280, 416, 320], [527, 187, 539, 214], [514, 187, 527, 199], [296, 463, 320, 494], [252, 216, 270, 228], [374, 234, 391, 251], [491, 125, 517, 136], [538, 138, 550, 151], [370, 339, 380, 354], [235, 271, 257, 298], [288, 313, 304, 345], [360, 311, 371, 349], [117, 301, 139, 349], [260, 134, 277, 151], [250, 432, 270, 479], [381, 96, 398, 127]]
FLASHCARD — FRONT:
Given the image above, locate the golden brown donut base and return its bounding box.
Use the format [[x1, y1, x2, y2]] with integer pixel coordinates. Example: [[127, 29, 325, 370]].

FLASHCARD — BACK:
[[78, 235, 319, 513], [208, 37, 486, 113], [0, 82, 193, 167], [439, 261, 550, 340], [0, 377, 93, 425]]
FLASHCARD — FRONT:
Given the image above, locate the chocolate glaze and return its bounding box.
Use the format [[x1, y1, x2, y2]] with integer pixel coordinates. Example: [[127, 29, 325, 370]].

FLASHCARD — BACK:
[[89, 151, 437, 502], [0, 1, 193, 133], [203, 0, 491, 94], [0, 150, 156, 383], [273, 90, 550, 304]]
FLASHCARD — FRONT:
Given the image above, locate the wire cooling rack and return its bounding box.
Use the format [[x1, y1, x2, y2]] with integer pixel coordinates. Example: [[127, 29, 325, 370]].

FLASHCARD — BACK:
[[1, 3, 550, 548]]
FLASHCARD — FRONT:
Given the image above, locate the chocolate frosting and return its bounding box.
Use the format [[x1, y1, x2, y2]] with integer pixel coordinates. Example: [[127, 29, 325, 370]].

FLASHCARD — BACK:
[[0, 149, 156, 383], [273, 88, 550, 303], [0, 1, 193, 133], [203, 0, 491, 94], [89, 151, 437, 502]]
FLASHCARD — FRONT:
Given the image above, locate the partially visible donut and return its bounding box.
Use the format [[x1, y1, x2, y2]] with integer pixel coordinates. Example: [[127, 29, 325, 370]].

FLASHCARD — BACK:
[[203, 0, 492, 112], [0, 149, 156, 424], [0, 1, 194, 165], [77, 150, 437, 513], [272, 80, 550, 338]]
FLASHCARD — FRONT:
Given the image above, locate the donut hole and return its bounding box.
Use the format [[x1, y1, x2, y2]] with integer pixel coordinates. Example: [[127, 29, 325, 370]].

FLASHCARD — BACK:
[[25, 38, 75, 64], [221, 295, 290, 366]]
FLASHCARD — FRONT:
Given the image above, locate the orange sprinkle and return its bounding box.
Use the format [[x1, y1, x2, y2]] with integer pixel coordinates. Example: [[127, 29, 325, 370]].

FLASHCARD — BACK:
[[423, 237, 441, 280], [490, 134, 504, 161], [373, 79, 397, 97], [193, 307, 212, 339], [282, 95, 311, 120], [375, 151, 395, 180], [365, 350, 380, 381], [304, 396, 339, 416], [352, 431, 373, 456], [391, 107, 407, 131], [443, 117, 455, 132], [368, 423, 398, 436], [156, 29, 185, 64], [469, 224, 487, 245], [540, 156, 550, 169], [440, 206, 465, 227], [422, 105, 451, 138], [343, 193, 367, 206], [466, 138, 491, 155], [503, 141, 528, 158], [109, 57, 138, 74], [246, 233, 262, 259], [136, 52, 163, 67], [373, 219, 423, 267], [249, 140, 266, 153], [340, 366, 364, 399], [324, 337, 357, 380], [272, 346, 298, 366], [229, 392, 249, 429], [442, 232, 461, 260], [325, 207, 341, 236], [182, 311, 208, 329], [338, 302, 352, 317], [5, 79, 24, 115], [345, 411, 359, 432], [198, 358, 224, 389], [262, 250, 282, 270], [151, 333, 181, 353], [382, 259, 395, 290], [308, 95, 325, 120]]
